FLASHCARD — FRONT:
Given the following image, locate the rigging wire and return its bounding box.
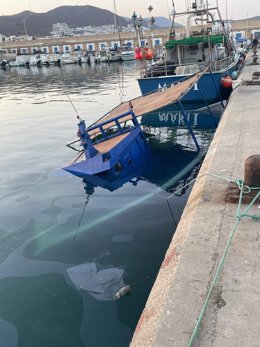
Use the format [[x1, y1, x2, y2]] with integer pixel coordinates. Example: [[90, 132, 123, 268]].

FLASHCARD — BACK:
[[62, 87, 81, 119], [118, 64, 125, 103]]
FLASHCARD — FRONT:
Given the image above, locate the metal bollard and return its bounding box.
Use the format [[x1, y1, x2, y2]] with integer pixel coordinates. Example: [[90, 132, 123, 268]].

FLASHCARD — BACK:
[[226, 155, 260, 204]]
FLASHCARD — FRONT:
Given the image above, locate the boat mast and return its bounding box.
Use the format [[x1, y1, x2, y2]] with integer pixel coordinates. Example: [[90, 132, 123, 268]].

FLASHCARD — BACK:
[[113, 0, 122, 47], [169, 1, 176, 39]]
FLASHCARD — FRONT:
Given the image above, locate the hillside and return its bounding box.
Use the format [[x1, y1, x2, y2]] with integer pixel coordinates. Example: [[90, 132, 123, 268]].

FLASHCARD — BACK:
[[0, 5, 128, 36]]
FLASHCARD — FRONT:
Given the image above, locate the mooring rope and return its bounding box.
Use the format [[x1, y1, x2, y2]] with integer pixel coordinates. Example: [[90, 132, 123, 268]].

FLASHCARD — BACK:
[[165, 171, 260, 346], [184, 176, 260, 347]]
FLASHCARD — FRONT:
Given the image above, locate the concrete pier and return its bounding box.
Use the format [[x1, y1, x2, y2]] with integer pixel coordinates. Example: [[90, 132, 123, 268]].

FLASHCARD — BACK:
[[130, 52, 260, 347]]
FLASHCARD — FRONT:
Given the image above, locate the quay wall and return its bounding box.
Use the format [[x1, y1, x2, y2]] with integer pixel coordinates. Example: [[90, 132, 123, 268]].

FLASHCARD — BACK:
[[130, 52, 260, 346], [0, 29, 169, 55]]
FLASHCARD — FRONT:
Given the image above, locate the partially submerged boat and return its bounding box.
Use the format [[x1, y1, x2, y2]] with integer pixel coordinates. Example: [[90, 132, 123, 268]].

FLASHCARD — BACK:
[[137, 0, 242, 103], [63, 69, 211, 178], [64, 110, 147, 178]]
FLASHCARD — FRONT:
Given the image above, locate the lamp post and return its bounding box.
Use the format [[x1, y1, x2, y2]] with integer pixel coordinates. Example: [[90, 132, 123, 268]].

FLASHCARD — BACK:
[[132, 11, 139, 47], [137, 15, 143, 47], [148, 5, 154, 47]]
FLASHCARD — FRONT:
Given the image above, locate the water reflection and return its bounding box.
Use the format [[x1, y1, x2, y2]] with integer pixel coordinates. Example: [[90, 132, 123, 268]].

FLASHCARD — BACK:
[[141, 102, 222, 128]]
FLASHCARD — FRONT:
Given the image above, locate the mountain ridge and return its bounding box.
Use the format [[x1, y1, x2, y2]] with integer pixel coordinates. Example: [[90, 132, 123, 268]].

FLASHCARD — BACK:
[[0, 5, 128, 36]]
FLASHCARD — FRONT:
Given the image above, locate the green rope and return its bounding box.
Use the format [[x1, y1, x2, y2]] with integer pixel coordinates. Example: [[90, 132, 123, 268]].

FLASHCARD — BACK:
[[187, 179, 260, 347]]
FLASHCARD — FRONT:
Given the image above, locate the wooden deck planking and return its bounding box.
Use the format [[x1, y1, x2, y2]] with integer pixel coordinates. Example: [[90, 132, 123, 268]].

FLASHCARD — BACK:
[[88, 71, 203, 137], [94, 132, 130, 154]]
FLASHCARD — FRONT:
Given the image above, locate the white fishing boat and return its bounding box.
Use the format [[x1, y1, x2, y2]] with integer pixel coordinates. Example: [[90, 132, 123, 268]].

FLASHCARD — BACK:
[[121, 50, 135, 61], [98, 47, 122, 62], [9, 55, 30, 67]]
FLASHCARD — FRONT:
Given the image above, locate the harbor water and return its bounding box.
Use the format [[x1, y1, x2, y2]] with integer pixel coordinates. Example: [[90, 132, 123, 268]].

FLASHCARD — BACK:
[[0, 62, 220, 347]]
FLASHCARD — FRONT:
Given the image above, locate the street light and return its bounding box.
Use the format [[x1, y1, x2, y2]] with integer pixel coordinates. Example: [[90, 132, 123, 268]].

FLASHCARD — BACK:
[[137, 15, 143, 45], [132, 11, 137, 26], [148, 5, 153, 14], [132, 11, 140, 46]]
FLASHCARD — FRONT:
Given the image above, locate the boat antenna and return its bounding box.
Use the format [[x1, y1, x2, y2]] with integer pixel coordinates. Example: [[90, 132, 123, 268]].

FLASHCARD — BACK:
[[167, 0, 171, 21], [113, 0, 122, 47], [169, 1, 176, 39], [62, 87, 81, 120]]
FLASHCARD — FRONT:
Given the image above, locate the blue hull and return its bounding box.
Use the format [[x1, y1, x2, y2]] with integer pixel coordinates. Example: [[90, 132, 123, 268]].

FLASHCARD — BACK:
[[137, 64, 239, 103]]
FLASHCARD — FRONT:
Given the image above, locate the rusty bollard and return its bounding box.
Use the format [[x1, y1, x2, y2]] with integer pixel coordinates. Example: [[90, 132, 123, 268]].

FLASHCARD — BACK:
[[226, 155, 260, 204]]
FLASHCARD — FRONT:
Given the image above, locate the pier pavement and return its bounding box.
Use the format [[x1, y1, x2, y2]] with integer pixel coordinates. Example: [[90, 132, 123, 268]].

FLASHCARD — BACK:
[[130, 51, 260, 347]]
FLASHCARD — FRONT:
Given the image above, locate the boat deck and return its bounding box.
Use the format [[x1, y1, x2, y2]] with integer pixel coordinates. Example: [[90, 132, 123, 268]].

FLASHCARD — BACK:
[[94, 132, 129, 153], [90, 70, 205, 134], [73, 131, 130, 164]]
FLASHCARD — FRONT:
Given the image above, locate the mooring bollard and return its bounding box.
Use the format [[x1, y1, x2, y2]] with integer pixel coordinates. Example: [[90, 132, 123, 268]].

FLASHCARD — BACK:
[[226, 155, 260, 204], [244, 155, 260, 187]]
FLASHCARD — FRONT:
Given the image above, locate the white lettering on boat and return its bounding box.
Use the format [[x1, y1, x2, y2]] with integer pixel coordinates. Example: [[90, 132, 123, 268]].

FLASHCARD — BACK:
[[158, 111, 199, 126]]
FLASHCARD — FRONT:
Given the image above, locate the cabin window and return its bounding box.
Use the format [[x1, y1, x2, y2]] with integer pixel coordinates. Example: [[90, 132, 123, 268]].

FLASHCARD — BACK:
[[188, 45, 198, 56]]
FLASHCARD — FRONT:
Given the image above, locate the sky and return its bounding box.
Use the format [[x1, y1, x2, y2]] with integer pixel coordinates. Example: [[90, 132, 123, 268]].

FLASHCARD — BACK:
[[0, 0, 259, 21]]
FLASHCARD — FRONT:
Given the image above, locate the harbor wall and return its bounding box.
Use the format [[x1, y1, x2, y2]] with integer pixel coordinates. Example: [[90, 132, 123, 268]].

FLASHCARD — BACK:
[[130, 52, 260, 346]]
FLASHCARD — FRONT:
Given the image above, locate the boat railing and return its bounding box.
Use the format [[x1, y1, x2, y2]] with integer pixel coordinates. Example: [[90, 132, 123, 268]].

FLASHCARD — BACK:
[[140, 58, 204, 78], [140, 52, 235, 77], [140, 59, 177, 78], [209, 56, 233, 72], [87, 110, 140, 145]]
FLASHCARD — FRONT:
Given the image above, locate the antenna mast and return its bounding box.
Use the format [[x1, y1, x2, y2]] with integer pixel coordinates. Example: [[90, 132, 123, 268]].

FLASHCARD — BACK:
[[113, 0, 121, 46]]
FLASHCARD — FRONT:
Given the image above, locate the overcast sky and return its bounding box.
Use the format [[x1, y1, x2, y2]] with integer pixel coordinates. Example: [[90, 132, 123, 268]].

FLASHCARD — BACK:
[[0, 0, 259, 21]]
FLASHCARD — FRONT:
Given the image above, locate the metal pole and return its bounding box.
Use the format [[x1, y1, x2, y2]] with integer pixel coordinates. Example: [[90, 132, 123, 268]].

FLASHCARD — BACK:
[[209, 68, 225, 108], [178, 101, 200, 152], [197, 83, 218, 127]]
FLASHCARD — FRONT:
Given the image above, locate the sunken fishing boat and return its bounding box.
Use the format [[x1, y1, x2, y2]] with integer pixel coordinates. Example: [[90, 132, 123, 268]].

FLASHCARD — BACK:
[[63, 69, 212, 179]]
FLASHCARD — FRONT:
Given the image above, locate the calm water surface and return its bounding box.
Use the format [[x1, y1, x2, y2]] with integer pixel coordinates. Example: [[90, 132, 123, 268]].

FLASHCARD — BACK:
[[0, 62, 219, 347]]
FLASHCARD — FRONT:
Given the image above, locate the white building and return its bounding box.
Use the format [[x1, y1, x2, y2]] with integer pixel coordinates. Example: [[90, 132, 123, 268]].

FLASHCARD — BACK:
[[51, 23, 73, 37]]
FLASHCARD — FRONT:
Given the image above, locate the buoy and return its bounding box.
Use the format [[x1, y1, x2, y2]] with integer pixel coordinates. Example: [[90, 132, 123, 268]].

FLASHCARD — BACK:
[[221, 76, 233, 88], [114, 285, 131, 299], [147, 48, 155, 59], [134, 48, 142, 60], [140, 47, 149, 59], [231, 70, 239, 80]]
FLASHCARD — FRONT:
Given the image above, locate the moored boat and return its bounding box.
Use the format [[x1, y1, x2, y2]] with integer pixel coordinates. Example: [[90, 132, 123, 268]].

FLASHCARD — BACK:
[[121, 50, 135, 61], [137, 0, 243, 103]]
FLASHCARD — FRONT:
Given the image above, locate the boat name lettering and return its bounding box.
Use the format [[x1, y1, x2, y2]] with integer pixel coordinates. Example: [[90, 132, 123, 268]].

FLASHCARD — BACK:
[[158, 82, 199, 92], [158, 112, 199, 126]]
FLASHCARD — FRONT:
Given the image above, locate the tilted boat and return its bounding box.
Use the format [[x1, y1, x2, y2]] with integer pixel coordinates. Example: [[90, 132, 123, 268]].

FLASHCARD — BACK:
[[63, 69, 210, 178], [137, 0, 243, 103]]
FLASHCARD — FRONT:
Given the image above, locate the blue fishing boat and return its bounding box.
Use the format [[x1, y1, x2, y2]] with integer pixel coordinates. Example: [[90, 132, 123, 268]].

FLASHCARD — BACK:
[[64, 110, 148, 178], [63, 69, 209, 178], [137, 0, 243, 103]]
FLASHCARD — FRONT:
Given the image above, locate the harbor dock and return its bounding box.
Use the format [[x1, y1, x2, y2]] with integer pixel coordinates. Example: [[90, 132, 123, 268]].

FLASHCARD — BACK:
[[130, 52, 260, 346]]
